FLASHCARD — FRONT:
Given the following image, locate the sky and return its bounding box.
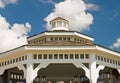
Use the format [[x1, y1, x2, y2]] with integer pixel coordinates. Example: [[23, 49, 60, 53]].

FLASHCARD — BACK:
[[0, 0, 120, 53]]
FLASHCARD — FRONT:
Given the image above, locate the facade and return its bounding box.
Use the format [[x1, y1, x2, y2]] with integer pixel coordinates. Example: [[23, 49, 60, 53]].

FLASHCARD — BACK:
[[0, 17, 120, 83]]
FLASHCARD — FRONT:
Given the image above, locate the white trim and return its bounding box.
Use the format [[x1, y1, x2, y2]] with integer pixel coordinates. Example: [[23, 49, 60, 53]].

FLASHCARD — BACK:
[[74, 32, 94, 41], [25, 45, 96, 50], [28, 31, 94, 41], [0, 45, 120, 58], [0, 46, 25, 58], [96, 46, 120, 56], [50, 27, 69, 31], [25, 45, 120, 56]]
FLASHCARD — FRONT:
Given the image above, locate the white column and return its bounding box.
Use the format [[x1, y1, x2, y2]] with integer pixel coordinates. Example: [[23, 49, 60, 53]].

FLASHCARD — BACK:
[[24, 54, 49, 83], [25, 54, 34, 83], [89, 54, 97, 83], [26, 63, 34, 83]]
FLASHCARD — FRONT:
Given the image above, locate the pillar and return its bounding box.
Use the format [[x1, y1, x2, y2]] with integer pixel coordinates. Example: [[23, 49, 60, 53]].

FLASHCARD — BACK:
[[25, 54, 34, 83], [26, 63, 34, 83], [89, 54, 97, 83]]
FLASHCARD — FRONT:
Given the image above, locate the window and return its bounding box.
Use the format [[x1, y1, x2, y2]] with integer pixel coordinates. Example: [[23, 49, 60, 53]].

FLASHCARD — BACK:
[[43, 54, 47, 59], [104, 57, 106, 62], [19, 57, 21, 62], [98, 56, 100, 60], [13, 59, 15, 63], [59, 37, 62, 40], [22, 56, 24, 61], [10, 60, 12, 64], [64, 54, 68, 59], [54, 54, 58, 59], [5, 61, 6, 65], [38, 54, 42, 59], [116, 61, 117, 65], [70, 54, 73, 59], [107, 58, 109, 63], [7, 61, 9, 65], [33, 54, 37, 59], [75, 54, 79, 59], [101, 57, 103, 61], [74, 38, 76, 41], [110, 59, 112, 63], [118, 62, 120, 66], [16, 58, 18, 62], [51, 37, 53, 40], [80, 54, 84, 59], [49, 54, 53, 59], [57, 21, 62, 27], [63, 37, 66, 40], [85, 54, 89, 59], [59, 54, 63, 59], [55, 37, 58, 40], [67, 37, 70, 41]]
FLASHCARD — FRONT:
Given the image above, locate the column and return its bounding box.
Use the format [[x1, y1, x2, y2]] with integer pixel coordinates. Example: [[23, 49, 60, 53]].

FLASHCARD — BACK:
[[89, 54, 97, 83], [25, 54, 34, 83], [26, 63, 34, 83]]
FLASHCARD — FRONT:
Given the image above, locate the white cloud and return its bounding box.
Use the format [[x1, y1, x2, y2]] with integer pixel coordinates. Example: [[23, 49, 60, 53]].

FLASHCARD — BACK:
[[0, 0, 17, 8], [110, 38, 120, 49], [86, 3, 99, 11], [44, 0, 97, 31], [0, 15, 31, 53], [39, 0, 56, 4]]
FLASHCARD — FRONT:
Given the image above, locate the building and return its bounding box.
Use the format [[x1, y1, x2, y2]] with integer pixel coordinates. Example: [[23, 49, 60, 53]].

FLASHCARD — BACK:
[[0, 17, 120, 83]]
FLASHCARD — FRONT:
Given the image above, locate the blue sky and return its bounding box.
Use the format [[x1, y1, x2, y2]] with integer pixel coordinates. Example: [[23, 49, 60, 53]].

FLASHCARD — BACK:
[[0, 0, 120, 52]]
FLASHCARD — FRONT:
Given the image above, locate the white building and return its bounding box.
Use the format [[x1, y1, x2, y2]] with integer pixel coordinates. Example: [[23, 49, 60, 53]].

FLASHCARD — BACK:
[[0, 17, 120, 83]]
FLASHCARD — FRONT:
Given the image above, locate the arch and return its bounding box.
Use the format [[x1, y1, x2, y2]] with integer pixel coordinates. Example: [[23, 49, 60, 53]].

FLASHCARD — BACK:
[[0, 67, 25, 83], [98, 67, 120, 83], [35, 63, 90, 83]]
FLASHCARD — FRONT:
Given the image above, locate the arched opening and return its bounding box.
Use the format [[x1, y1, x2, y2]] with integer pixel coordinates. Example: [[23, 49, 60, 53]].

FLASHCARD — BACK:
[[34, 63, 89, 83], [97, 67, 120, 83], [0, 67, 25, 83]]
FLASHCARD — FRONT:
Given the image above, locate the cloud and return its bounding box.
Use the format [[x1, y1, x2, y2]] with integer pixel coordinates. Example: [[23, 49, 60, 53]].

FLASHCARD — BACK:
[[44, 0, 97, 31], [0, 0, 17, 8], [39, 0, 56, 4], [86, 3, 99, 11], [110, 38, 120, 49], [0, 15, 31, 53]]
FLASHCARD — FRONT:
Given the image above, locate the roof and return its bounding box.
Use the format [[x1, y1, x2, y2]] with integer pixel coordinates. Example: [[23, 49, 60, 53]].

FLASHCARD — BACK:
[[27, 31, 94, 41], [50, 17, 69, 24]]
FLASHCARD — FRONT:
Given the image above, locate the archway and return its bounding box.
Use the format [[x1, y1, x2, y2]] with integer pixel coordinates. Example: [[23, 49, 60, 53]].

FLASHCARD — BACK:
[[0, 67, 25, 83], [97, 67, 120, 83], [34, 63, 89, 83]]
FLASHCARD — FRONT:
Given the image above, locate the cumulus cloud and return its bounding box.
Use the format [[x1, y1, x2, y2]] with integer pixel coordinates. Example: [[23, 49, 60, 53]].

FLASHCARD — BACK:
[[0, 15, 31, 53], [110, 38, 120, 49], [44, 0, 96, 31], [0, 0, 17, 8]]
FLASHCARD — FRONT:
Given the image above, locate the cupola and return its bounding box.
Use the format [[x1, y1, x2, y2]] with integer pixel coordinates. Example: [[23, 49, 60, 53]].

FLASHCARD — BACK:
[[50, 17, 69, 31]]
